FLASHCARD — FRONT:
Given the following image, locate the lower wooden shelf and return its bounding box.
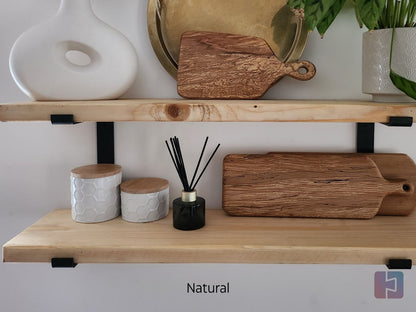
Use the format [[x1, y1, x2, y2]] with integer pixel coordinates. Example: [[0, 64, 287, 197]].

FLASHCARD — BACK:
[[3, 209, 416, 264]]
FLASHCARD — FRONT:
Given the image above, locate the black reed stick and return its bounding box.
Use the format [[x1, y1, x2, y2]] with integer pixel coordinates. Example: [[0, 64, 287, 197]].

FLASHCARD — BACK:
[[170, 137, 190, 191], [189, 136, 209, 189], [165, 136, 220, 192], [190, 143, 220, 190]]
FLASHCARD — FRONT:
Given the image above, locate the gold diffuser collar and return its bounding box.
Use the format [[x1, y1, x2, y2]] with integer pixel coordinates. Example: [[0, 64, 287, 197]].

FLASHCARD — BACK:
[[182, 190, 197, 202]]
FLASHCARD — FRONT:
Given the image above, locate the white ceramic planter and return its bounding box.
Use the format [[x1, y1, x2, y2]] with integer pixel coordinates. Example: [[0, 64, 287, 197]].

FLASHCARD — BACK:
[[121, 178, 169, 223], [9, 0, 138, 100], [71, 164, 122, 223], [362, 28, 416, 102]]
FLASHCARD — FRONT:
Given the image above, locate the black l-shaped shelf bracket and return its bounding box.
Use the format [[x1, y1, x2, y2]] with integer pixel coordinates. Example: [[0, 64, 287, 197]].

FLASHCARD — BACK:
[[97, 122, 114, 164], [356, 123, 375, 153], [356, 116, 413, 153], [387, 259, 412, 270], [51, 258, 77, 268], [50, 115, 115, 165], [50, 114, 78, 125]]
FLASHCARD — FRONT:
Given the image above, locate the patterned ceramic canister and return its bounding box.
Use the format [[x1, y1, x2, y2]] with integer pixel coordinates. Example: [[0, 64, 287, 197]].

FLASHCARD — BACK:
[[121, 178, 169, 222], [70, 164, 122, 223]]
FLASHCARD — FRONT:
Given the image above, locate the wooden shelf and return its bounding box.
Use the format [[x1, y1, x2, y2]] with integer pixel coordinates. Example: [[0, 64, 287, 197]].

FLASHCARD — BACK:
[[3, 209, 416, 264], [1, 99, 416, 122]]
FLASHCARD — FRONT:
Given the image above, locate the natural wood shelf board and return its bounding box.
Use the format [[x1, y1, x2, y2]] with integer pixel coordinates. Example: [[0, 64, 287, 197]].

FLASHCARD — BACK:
[[1, 99, 415, 122], [3, 209, 416, 264]]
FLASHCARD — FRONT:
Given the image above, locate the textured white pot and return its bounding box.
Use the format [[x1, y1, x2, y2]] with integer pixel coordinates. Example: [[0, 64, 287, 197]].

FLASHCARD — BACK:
[[121, 178, 169, 223], [362, 28, 416, 102], [71, 164, 122, 223], [9, 0, 138, 100]]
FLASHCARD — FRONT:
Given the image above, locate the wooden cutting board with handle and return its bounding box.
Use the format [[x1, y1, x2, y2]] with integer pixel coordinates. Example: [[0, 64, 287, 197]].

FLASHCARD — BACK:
[[223, 153, 416, 219], [177, 31, 316, 99]]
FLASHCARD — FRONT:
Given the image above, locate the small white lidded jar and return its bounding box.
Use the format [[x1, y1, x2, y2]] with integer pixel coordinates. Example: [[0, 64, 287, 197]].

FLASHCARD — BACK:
[[70, 164, 122, 223], [121, 178, 169, 222]]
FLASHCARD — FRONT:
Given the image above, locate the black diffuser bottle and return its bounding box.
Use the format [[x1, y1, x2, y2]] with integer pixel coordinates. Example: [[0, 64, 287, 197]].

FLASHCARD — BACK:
[[166, 136, 219, 231], [173, 190, 205, 231]]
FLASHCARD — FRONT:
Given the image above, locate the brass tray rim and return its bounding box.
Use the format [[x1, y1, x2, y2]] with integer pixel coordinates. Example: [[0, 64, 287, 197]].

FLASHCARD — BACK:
[[147, 0, 309, 79]]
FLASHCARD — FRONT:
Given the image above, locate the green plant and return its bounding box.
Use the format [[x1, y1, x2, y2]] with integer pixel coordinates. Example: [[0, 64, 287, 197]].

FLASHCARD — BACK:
[[377, 0, 416, 28], [287, 0, 416, 99], [288, 0, 416, 35]]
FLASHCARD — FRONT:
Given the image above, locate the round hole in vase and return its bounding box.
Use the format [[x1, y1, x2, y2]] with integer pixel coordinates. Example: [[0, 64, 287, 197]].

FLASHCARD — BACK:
[[56, 40, 100, 70], [65, 50, 92, 67]]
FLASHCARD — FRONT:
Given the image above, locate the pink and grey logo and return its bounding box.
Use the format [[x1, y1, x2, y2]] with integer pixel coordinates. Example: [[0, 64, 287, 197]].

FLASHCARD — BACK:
[[374, 271, 404, 299]]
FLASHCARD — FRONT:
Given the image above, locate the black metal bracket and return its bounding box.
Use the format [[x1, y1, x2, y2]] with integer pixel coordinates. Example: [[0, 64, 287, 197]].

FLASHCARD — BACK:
[[97, 122, 115, 164], [50, 116, 114, 164], [387, 259, 412, 270], [51, 258, 77, 268], [356, 117, 413, 153], [383, 116, 413, 127], [50, 114, 79, 125], [356, 123, 375, 153]]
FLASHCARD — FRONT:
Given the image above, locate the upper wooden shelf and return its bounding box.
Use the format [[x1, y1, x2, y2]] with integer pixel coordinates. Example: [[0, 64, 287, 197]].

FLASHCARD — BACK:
[[1, 99, 415, 123], [3, 209, 416, 264]]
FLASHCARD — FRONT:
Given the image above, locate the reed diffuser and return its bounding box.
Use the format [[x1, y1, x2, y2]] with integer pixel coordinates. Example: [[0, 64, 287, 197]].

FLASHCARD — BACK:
[[165, 136, 220, 230]]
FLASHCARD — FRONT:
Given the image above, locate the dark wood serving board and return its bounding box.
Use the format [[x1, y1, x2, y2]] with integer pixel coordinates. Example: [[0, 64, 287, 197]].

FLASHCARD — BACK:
[[222, 153, 416, 219], [177, 31, 316, 99]]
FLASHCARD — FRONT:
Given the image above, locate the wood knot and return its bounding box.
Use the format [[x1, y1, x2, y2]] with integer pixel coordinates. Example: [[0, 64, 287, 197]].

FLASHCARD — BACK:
[[165, 104, 190, 121]]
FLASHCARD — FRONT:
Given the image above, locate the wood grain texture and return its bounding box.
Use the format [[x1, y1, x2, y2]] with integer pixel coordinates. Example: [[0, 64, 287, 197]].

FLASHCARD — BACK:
[[1, 99, 416, 122], [120, 178, 168, 194], [3, 209, 416, 264], [177, 31, 315, 99], [71, 164, 121, 179], [223, 153, 415, 218], [368, 154, 416, 215]]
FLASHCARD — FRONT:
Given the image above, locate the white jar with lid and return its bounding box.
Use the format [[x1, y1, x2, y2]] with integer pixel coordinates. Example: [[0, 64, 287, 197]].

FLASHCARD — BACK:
[[121, 178, 169, 222], [70, 164, 122, 223]]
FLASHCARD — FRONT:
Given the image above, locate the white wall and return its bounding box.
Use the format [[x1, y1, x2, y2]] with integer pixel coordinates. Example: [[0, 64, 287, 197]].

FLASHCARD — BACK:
[[1, 0, 416, 311]]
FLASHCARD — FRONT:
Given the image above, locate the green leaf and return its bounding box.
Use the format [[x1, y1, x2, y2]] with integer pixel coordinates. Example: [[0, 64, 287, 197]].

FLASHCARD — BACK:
[[390, 70, 416, 100], [316, 0, 347, 36], [356, 0, 385, 30], [387, 0, 395, 27], [304, 0, 338, 31], [354, 5, 364, 28], [287, 0, 306, 9]]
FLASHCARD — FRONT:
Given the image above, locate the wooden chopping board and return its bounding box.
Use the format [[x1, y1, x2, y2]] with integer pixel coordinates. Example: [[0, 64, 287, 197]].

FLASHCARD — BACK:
[[177, 31, 316, 99], [222, 153, 415, 219]]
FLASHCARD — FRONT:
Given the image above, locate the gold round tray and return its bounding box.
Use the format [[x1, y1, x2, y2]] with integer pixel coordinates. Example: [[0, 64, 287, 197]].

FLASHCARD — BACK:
[[147, 0, 308, 79]]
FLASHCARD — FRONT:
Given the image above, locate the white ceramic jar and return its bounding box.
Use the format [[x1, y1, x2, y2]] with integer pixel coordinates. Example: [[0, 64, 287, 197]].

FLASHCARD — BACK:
[[121, 178, 169, 223], [71, 164, 122, 223], [362, 28, 416, 102]]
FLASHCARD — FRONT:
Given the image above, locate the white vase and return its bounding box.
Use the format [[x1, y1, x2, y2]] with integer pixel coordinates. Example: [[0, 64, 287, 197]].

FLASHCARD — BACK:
[[362, 28, 416, 103], [9, 0, 138, 100]]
